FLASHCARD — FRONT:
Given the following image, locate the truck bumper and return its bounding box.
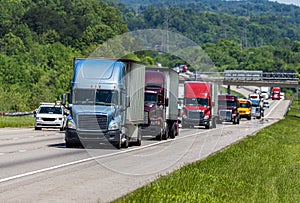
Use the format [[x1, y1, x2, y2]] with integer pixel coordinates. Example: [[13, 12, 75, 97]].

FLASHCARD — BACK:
[[182, 118, 210, 127], [141, 125, 161, 137], [65, 129, 121, 145]]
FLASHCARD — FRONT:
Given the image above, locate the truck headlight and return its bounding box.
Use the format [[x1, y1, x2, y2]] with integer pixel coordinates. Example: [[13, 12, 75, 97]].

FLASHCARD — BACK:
[[67, 120, 76, 129], [150, 120, 161, 126], [108, 122, 119, 130]]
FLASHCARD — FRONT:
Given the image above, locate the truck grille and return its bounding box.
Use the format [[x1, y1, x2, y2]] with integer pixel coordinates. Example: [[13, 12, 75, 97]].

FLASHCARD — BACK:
[[188, 111, 204, 120], [78, 114, 108, 130], [219, 110, 232, 120]]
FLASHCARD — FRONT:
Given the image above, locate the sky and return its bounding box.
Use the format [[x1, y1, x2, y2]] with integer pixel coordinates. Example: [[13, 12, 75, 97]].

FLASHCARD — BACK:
[[269, 0, 300, 7]]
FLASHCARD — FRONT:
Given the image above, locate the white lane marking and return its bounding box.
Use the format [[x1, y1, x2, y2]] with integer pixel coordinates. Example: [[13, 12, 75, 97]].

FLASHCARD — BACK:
[[265, 100, 282, 118], [0, 127, 224, 184]]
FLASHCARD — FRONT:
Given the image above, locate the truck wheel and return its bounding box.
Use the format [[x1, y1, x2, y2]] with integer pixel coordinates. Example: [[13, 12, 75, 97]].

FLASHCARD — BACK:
[[162, 130, 168, 140], [65, 141, 74, 148], [35, 127, 41, 130], [247, 116, 251, 120], [134, 127, 142, 146], [156, 130, 163, 141], [121, 135, 129, 148], [169, 123, 175, 139], [211, 118, 216, 128], [60, 127, 64, 131], [233, 118, 236, 125]]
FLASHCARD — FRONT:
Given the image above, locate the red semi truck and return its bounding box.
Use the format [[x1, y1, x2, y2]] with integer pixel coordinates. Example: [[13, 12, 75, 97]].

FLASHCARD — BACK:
[[141, 68, 179, 140], [271, 87, 281, 100], [217, 94, 240, 124], [181, 81, 217, 129]]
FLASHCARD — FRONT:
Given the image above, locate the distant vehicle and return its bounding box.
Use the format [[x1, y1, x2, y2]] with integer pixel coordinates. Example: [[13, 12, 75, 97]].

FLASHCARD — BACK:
[[263, 101, 270, 108], [34, 102, 66, 131], [173, 64, 188, 73], [217, 94, 240, 124], [271, 87, 281, 100], [280, 92, 285, 100], [251, 106, 263, 119], [260, 86, 270, 100], [182, 81, 218, 129], [238, 99, 252, 120], [249, 95, 264, 119], [248, 93, 260, 101]]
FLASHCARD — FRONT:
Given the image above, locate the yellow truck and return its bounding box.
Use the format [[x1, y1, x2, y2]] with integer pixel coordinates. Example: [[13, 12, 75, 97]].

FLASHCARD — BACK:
[[238, 99, 252, 120]]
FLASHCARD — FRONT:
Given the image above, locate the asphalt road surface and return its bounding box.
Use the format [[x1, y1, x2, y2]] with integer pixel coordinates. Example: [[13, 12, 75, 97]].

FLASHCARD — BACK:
[[0, 98, 290, 203]]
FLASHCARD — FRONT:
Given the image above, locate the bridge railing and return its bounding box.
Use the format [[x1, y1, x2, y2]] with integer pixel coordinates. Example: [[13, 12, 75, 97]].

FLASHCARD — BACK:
[[224, 70, 263, 81]]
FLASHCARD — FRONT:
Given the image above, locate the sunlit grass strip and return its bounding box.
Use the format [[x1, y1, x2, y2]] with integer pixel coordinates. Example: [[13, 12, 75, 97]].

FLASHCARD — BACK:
[[0, 116, 34, 128], [115, 101, 300, 203]]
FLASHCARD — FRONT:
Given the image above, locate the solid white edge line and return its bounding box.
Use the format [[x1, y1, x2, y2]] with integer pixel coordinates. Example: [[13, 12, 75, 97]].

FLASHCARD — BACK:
[[0, 128, 221, 184]]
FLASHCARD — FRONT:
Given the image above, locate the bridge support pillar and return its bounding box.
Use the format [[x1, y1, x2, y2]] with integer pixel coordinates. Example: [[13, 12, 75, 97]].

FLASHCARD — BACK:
[[227, 85, 230, 94], [297, 85, 299, 103]]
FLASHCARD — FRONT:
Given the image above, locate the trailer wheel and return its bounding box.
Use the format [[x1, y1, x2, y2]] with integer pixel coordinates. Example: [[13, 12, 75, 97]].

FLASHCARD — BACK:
[[212, 117, 217, 128], [156, 129, 163, 141], [65, 141, 74, 148], [134, 127, 142, 146], [169, 123, 176, 139]]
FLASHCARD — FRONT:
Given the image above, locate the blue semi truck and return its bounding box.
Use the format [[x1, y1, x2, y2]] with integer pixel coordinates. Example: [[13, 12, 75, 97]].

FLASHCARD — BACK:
[[62, 58, 145, 149]]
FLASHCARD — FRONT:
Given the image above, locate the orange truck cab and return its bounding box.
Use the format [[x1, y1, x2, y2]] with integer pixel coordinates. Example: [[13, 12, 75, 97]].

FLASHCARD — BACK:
[[238, 99, 252, 120]]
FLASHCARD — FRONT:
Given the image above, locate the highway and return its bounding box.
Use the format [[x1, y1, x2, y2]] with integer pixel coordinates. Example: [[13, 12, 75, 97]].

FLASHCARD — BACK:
[[0, 97, 291, 203]]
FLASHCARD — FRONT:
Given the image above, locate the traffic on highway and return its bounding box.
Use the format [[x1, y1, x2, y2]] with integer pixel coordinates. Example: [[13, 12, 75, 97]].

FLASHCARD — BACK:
[[0, 67, 290, 202]]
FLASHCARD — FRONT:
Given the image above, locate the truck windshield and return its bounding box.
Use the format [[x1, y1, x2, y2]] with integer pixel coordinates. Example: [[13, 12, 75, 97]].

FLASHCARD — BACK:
[[185, 98, 208, 106], [219, 100, 236, 107], [74, 89, 118, 105], [145, 93, 157, 103]]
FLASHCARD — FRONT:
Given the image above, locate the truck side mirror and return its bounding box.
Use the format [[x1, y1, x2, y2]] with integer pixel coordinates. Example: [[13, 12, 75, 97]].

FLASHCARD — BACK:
[[165, 98, 169, 107], [61, 94, 66, 106], [126, 95, 130, 107]]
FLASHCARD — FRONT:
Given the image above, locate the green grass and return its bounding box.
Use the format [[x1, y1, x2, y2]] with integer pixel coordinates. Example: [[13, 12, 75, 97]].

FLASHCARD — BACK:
[[219, 86, 246, 99], [0, 116, 34, 128], [115, 101, 300, 203]]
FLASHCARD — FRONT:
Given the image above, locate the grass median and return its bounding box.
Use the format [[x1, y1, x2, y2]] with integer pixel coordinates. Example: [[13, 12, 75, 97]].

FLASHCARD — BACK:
[[115, 100, 300, 203], [0, 116, 34, 128]]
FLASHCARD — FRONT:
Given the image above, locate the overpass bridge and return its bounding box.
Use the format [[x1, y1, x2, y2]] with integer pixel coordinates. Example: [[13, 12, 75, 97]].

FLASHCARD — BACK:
[[179, 70, 299, 96]]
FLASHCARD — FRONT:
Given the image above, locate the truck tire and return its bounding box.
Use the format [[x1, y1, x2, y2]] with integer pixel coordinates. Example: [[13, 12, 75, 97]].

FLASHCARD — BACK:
[[169, 123, 175, 139], [35, 127, 41, 130], [65, 141, 74, 148], [121, 135, 129, 148], [247, 116, 251, 120], [212, 117, 217, 128], [156, 129, 163, 141], [134, 127, 142, 146]]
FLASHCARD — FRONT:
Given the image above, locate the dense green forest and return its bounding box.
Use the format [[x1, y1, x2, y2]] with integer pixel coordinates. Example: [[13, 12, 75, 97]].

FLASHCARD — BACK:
[[0, 0, 299, 112]]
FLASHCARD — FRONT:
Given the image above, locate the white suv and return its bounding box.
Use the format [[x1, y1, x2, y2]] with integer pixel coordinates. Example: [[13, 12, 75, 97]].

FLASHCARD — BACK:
[[34, 103, 66, 131]]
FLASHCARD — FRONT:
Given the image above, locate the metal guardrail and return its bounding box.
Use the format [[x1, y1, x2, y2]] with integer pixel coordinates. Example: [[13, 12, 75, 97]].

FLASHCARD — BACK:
[[224, 70, 263, 81], [0, 112, 34, 117], [223, 70, 298, 82]]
